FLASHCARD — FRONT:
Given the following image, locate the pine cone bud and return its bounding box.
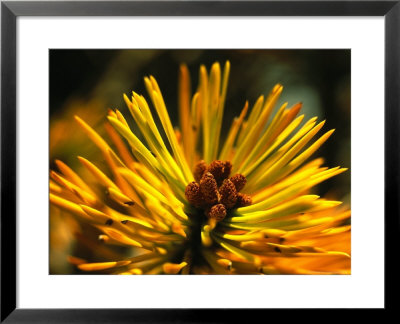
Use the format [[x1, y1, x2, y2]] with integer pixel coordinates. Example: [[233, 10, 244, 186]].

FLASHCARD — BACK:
[[199, 172, 219, 205], [193, 160, 207, 183], [185, 181, 203, 208], [230, 174, 247, 192], [219, 179, 238, 209], [236, 193, 252, 207], [205, 204, 227, 221], [207, 160, 226, 184]]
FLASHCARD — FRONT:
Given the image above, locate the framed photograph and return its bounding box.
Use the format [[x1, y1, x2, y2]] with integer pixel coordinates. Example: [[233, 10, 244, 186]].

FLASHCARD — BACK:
[[1, 0, 398, 321]]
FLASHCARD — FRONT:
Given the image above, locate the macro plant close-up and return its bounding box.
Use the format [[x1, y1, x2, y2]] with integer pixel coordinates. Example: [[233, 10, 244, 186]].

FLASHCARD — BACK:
[[49, 50, 351, 275]]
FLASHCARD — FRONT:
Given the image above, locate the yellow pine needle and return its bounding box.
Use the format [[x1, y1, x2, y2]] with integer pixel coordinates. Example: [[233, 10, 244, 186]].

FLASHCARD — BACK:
[[198, 65, 211, 162], [240, 112, 304, 176], [245, 116, 318, 186], [162, 262, 188, 274], [239, 167, 346, 214], [107, 109, 117, 119], [96, 226, 143, 248], [132, 163, 184, 209], [289, 129, 336, 169], [133, 92, 170, 151], [308, 200, 343, 212], [50, 193, 91, 220], [215, 231, 265, 242], [118, 268, 143, 275], [233, 85, 283, 167], [233, 95, 264, 160], [266, 102, 303, 146], [172, 223, 187, 238], [144, 195, 182, 226], [54, 159, 94, 195], [201, 250, 232, 273], [90, 213, 155, 241], [115, 109, 129, 128], [230, 195, 320, 223], [121, 252, 161, 264], [201, 224, 213, 247], [261, 228, 287, 238], [248, 120, 326, 190], [239, 241, 279, 252], [283, 224, 331, 241], [209, 62, 221, 115], [286, 251, 350, 258], [123, 98, 187, 186], [49, 180, 62, 194], [211, 61, 230, 161], [219, 101, 249, 161], [285, 216, 335, 231], [113, 204, 160, 229], [79, 205, 113, 224], [178, 64, 193, 164], [132, 165, 187, 214], [145, 265, 164, 275], [104, 122, 136, 168], [154, 247, 168, 255], [77, 156, 118, 191], [132, 162, 163, 189], [98, 235, 113, 244], [206, 62, 230, 160], [74, 115, 110, 154], [151, 90, 194, 183], [251, 162, 320, 205], [191, 92, 201, 145], [148, 233, 184, 243], [221, 218, 299, 231], [126, 97, 174, 166], [124, 94, 146, 126], [254, 129, 336, 191], [78, 261, 131, 271], [131, 93, 158, 132], [67, 256, 86, 265], [265, 243, 302, 253], [230, 260, 261, 274], [118, 167, 181, 210], [50, 171, 97, 205], [310, 166, 347, 184], [217, 258, 233, 271], [213, 236, 261, 265], [242, 85, 284, 144], [105, 149, 145, 209], [321, 225, 351, 236], [107, 187, 134, 206], [75, 116, 130, 193], [143, 77, 193, 183], [236, 96, 264, 146], [242, 107, 304, 175], [107, 116, 165, 178]]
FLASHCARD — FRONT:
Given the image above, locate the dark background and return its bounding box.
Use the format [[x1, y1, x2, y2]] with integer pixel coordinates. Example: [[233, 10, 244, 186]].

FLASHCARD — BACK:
[[50, 49, 350, 201]]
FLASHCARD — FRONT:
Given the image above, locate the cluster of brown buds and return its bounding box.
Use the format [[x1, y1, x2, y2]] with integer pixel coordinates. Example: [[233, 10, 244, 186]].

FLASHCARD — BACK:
[[185, 160, 252, 222]]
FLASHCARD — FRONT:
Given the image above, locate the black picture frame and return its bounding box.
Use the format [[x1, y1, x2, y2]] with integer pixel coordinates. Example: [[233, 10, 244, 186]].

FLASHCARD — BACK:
[[1, 0, 398, 322]]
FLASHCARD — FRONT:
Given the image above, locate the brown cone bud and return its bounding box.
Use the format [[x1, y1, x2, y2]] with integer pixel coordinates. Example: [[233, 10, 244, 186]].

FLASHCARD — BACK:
[[207, 160, 226, 183], [205, 204, 227, 221], [199, 172, 219, 205], [222, 161, 232, 179], [185, 181, 203, 208], [236, 193, 252, 207], [230, 174, 247, 192], [193, 160, 207, 183], [219, 179, 238, 209]]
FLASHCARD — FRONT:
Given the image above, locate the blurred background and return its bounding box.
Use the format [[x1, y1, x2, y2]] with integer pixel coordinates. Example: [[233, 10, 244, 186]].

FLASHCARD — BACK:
[[49, 49, 350, 273]]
